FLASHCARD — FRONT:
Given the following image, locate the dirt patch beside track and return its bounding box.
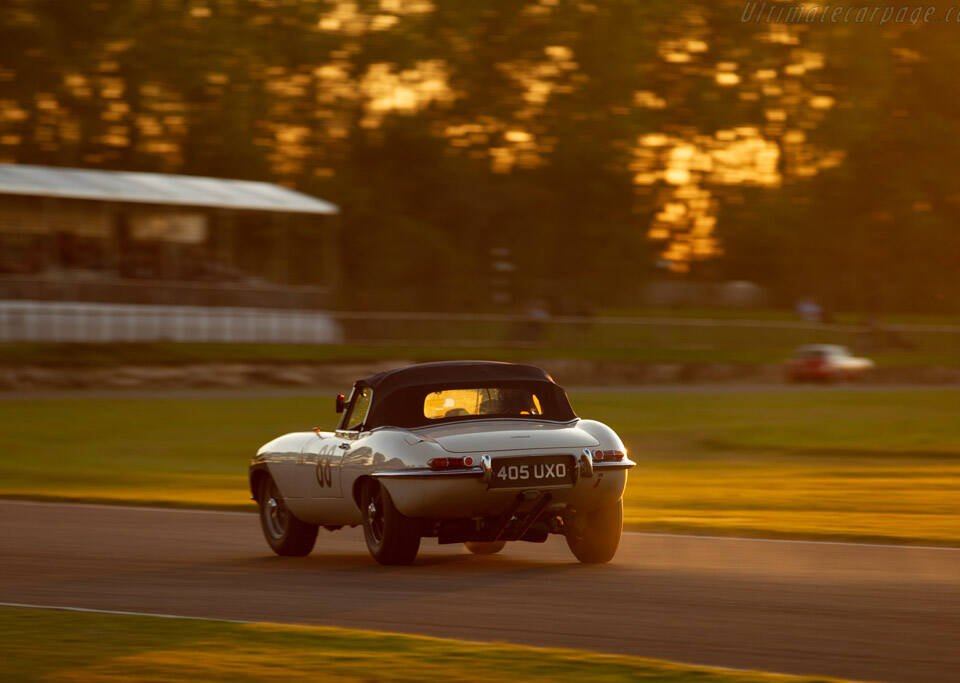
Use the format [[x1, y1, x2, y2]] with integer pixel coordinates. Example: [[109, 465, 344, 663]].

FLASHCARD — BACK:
[[3, 359, 959, 391]]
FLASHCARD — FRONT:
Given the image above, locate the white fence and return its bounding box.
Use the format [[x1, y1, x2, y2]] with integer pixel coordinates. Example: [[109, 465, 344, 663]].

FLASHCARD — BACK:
[[0, 300, 343, 343], [2, 300, 958, 351]]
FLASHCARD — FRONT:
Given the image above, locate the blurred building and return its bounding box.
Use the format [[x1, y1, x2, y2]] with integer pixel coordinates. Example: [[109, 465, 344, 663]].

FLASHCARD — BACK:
[[0, 164, 338, 309]]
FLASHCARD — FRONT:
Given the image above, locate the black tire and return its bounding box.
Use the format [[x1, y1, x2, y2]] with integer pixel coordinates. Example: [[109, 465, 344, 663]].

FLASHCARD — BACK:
[[257, 476, 318, 557], [464, 541, 506, 555], [361, 479, 420, 565], [565, 499, 623, 564]]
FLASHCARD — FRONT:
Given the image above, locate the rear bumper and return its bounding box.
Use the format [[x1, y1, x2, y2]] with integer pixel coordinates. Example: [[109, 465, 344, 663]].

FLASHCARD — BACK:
[[374, 458, 635, 518], [373, 460, 634, 479]]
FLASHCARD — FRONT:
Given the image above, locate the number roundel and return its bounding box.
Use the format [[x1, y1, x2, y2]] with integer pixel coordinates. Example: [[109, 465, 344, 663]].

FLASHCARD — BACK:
[[316, 457, 333, 487]]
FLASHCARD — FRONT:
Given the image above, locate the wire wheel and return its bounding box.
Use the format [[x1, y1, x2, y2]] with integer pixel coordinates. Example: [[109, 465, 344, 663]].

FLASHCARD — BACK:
[[360, 479, 420, 565], [565, 499, 623, 564], [366, 486, 385, 544], [263, 479, 290, 540], [464, 541, 506, 555], [256, 475, 318, 557]]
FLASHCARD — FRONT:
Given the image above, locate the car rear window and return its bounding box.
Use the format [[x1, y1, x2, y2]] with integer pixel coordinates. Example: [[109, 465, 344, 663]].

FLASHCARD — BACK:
[[424, 387, 543, 420], [364, 380, 576, 429]]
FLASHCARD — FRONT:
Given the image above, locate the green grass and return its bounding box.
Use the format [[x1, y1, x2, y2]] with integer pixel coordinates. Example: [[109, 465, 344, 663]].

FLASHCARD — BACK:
[[3, 306, 959, 369], [0, 606, 844, 682], [598, 307, 803, 321], [600, 306, 960, 326], [0, 389, 958, 544], [592, 389, 960, 544], [0, 340, 804, 366], [2, 317, 959, 370]]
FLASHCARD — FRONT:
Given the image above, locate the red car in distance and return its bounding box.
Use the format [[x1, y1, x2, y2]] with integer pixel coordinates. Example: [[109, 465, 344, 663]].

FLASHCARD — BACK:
[[785, 344, 874, 382]]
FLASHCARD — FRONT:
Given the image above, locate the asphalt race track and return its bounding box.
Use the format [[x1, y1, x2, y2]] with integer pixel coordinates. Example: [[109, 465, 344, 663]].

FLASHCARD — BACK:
[[2, 501, 958, 682]]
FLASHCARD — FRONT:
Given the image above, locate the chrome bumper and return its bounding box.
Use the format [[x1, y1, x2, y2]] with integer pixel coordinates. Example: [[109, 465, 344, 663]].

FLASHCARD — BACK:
[[373, 466, 485, 479], [371, 457, 636, 481]]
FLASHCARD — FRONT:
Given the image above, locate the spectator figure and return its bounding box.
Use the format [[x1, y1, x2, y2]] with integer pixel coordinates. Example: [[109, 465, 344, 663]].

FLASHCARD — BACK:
[[520, 299, 550, 345], [796, 298, 822, 323]]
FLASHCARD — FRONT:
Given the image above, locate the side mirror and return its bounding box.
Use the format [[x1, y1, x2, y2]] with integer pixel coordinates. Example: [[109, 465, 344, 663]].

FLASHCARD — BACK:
[[335, 393, 346, 414]]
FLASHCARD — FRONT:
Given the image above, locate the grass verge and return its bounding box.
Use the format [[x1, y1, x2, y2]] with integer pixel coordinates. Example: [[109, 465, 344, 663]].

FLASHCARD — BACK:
[[3, 337, 959, 368], [0, 390, 958, 544], [0, 341, 796, 366], [0, 606, 845, 682]]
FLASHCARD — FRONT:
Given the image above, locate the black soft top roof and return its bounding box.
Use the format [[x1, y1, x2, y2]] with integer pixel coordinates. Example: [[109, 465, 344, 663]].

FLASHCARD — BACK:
[[354, 361, 573, 429], [357, 361, 559, 393]]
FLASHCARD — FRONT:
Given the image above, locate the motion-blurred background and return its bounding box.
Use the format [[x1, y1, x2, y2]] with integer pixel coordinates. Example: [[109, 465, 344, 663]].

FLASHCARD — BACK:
[[1, 0, 959, 372], [0, 1, 958, 544]]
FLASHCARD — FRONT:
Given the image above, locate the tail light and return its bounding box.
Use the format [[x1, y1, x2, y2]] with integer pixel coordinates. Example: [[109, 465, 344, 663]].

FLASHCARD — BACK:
[[428, 456, 475, 469], [593, 450, 625, 462]]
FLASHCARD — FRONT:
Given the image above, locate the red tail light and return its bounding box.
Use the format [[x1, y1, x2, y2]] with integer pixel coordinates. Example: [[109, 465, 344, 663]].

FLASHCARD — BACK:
[[593, 450, 625, 462], [428, 456, 474, 469]]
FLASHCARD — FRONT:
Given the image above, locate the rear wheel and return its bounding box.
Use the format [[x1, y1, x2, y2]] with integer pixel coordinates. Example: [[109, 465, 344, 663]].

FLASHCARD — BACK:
[[257, 477, 318, 556], [464, 541, 506, 555], [565, 499, 623, 564], [361, 480, 420, 565]]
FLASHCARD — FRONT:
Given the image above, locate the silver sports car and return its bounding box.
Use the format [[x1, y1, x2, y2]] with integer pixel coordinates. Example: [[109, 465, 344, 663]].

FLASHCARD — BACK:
[[249, 361, 635, 565]]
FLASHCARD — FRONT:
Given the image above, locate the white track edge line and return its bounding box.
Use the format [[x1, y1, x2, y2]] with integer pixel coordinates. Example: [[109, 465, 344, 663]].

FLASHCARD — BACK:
[[0, 602, 258, 624], [0, 601, 767, 677], [0, 499, 251, 516]]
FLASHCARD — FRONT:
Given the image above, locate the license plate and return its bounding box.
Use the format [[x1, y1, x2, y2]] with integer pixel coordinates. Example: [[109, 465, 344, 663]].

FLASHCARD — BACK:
[[488, 455, 574, 489]]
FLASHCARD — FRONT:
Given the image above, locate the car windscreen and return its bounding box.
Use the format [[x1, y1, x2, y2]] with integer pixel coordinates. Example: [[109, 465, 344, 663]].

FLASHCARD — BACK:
[[339, 386, 372, 431], [366, 381, 575, 429]]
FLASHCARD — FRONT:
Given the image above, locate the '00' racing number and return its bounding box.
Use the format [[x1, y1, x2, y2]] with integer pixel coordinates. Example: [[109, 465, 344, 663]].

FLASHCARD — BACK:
[[316, 457, 333, 487]]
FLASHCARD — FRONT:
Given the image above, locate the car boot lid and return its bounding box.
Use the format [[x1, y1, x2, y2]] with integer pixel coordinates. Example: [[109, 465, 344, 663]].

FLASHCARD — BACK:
[[413, 419, 599, 453]]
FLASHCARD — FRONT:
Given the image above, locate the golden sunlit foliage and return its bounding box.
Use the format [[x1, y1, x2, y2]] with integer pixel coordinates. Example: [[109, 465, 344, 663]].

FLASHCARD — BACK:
[[1, 1, 958, 310]]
